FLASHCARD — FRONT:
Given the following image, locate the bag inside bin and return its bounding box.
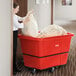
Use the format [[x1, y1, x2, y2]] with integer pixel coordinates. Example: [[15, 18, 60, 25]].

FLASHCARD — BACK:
[[22, 11, 67, 38], [37, 24, 67, 38]]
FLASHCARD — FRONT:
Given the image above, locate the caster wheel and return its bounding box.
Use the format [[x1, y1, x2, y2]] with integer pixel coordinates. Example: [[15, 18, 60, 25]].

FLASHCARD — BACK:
[[55, 66, 59, 69], [31, 69, 36, 74], [59, 64, 66, 68], [49, 67, 55, 72]]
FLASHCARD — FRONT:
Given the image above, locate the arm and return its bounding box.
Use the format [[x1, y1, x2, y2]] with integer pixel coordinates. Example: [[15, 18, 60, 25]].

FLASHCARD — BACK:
[[13, 15, 24, 29], [22, 16, 27, 20], [17, 15, 26, 21], [14, 10, 33, 27], [17, 10, 33, 20], [22, 10, 33, 20]]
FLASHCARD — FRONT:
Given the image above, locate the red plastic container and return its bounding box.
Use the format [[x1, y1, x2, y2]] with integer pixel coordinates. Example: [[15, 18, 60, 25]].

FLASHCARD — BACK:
[[18, 33, 74, 70]]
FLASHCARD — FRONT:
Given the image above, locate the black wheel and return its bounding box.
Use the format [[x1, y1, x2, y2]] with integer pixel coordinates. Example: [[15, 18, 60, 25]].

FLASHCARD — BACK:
[[24, 66, 29, 71], [49, 67, 55, 72], [55, 66, 59, 69], [31, 69, 36, 74], [59, 64, 66, 68]]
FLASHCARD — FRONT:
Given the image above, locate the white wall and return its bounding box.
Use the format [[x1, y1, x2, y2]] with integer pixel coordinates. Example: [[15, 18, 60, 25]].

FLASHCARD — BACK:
[[0, 0, 12, 76], [53, 0, 55, 23], [28, 0, 51, 30], [55, 0, 76, 20]]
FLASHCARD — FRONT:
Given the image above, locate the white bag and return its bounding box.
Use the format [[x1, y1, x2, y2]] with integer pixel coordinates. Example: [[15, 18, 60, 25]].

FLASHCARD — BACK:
[[22, 13, 39, 37], [37, 24, 67, 38]]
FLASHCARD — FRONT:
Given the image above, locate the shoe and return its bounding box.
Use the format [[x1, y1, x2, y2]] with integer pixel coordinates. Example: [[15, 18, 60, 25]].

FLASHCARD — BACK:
[[13, 69, 21, 75], [13, 71, 16, 75], [15, 68, 21, 72]]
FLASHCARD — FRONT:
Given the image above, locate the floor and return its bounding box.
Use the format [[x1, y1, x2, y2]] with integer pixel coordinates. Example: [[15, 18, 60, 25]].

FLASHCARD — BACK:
[[14, 21, 76, 76]]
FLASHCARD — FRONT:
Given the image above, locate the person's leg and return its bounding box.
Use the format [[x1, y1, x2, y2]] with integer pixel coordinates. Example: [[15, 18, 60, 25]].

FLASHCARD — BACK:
[[13, 31, 18, 72]]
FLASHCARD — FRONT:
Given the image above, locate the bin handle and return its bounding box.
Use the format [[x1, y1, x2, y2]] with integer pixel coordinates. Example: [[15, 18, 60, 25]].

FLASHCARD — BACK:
[[67, 33, 74, 36], [55, 44, 59, 47]]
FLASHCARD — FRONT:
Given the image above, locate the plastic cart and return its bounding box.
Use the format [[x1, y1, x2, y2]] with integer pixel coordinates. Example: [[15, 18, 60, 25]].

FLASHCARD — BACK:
[[18, 33, 74, 73]]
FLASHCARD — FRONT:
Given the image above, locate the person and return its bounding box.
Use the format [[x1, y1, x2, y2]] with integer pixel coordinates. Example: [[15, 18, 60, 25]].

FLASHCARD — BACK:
[[13, 2, 32, 74]]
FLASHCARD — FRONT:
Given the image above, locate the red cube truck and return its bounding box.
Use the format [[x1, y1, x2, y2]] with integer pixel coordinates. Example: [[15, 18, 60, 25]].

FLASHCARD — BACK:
[[18, 33, 74, 74]]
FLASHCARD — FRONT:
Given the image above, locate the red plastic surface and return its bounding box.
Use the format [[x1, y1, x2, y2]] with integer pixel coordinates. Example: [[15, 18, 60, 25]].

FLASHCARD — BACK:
[[18, 33, 74, 57], [23, 53, 68, 70], [18, 33, 73, 70]]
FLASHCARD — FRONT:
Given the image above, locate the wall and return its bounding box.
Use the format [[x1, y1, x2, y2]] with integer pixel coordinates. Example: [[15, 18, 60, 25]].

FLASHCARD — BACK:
[[0, 0, 12, 76], [28, 0, 51, 30], [55, 0, 76, 20]]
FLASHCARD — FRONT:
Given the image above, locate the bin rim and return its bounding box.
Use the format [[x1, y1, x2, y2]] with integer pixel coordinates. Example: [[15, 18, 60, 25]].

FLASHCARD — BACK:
[[18, 32, 74, 40]]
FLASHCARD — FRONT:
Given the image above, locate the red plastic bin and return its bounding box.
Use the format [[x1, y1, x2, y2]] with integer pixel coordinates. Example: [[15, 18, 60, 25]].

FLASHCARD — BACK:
[[18, 33, 74, 57], [18, 33, 74, 70]]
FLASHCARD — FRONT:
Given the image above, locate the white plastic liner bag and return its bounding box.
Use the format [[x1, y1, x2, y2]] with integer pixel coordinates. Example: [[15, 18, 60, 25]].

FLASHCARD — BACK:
[[22, 13, 39, 37], [37, 24, 67, 38]]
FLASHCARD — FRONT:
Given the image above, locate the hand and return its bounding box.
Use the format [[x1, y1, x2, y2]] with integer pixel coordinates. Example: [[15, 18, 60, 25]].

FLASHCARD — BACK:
[[26, 10, 34, 17], [23, 16, 30, 25], [23, 10, 34, 25]]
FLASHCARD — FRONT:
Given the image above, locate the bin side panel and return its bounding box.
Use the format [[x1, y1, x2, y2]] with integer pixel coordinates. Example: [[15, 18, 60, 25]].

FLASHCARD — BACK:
[[20, 39, 40, 56], [60, 53, 68, 65], [19, 34, 73, 57], [61, 37, 72, 52], [23, 54, 61, 70]]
